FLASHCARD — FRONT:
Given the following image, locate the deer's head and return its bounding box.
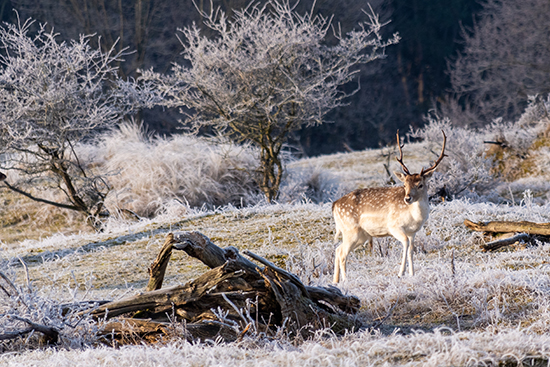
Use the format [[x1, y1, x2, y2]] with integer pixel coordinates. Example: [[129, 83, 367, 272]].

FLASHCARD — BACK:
[[393, 130, 446, 206]]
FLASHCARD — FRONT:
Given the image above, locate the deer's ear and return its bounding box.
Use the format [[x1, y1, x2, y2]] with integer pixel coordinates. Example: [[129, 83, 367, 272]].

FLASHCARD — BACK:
[[422, 170, 435, 179], [394, 171, 408, 182]]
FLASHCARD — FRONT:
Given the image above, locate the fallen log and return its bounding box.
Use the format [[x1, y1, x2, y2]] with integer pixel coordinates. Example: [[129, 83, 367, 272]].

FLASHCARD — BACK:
[[100, 318, 242, 345], [481, 233, 533, 252], [464, 219, 550, 251], [464, 219, 550, 236], [94, 231, 360, 343]]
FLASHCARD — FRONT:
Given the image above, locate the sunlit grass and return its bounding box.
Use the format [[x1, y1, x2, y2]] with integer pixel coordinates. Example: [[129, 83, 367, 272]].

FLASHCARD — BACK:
[[2, 114, 550, 365]]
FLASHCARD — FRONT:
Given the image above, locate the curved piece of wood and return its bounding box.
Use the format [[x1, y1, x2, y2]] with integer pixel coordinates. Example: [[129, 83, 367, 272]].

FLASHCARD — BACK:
[[171, 231, 260, 275], [145, 232, 260, 292]]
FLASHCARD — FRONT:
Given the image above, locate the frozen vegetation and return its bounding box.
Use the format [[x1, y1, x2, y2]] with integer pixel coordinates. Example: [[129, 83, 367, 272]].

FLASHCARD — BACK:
[[2, 98, 550, 365]]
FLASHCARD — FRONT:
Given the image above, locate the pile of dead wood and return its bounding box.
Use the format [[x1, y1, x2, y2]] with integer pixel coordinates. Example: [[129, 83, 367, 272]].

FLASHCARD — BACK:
[[464, 219, 550, 251], [91, 231, 360, 344]]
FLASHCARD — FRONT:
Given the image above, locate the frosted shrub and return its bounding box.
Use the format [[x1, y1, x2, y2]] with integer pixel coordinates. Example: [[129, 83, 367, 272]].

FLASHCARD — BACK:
[[141, 0, 398, 201], [90, 123, 261, 217], [0, 265, 98, 352], [279, 164, 343, 204], [516, 94, 550, 128], [499, 97, 549, 149], [415, 97, 550, 205], [410, 116, 496, 201], [484, 96, 550, 183], [0, 18, 154, 225], [413, 96, 550, 203]]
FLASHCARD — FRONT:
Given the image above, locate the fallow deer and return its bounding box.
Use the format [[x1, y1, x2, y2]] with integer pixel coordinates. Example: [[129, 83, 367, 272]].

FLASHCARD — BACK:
[[332, 131, 446, 282]]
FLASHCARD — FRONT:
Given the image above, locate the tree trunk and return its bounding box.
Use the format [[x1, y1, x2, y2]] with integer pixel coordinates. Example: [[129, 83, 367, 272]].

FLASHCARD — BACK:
[[259, 144, 283, 202]]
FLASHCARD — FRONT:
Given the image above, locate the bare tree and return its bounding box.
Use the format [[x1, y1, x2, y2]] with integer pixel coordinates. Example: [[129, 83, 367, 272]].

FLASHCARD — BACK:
[[441, 0, 550, 127], [142, 0, 398, 201], [0, 18, 154, 227]]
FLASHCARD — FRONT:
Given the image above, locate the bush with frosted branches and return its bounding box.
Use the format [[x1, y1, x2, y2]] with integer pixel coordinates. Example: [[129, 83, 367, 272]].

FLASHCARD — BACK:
[[140, 0, 399, 202], [0, 17, 155, 226]]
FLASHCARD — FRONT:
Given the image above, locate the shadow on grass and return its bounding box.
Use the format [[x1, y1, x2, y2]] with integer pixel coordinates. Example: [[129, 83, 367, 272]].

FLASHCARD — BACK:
[[6, 215, 211, 267]]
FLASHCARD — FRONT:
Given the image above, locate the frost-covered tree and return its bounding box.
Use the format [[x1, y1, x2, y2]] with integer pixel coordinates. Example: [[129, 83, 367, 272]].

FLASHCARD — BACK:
[[0, 18, 154, 226], [142, 0, 398, 201], [442, 0, 550, 127]]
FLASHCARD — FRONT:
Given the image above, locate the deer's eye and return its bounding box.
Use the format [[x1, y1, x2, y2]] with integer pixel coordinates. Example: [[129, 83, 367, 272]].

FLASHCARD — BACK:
[[418, 184, 424, 189]]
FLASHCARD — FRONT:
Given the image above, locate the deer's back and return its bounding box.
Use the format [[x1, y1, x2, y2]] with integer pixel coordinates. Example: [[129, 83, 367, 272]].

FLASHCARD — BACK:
[[333, 186, 405, 213]]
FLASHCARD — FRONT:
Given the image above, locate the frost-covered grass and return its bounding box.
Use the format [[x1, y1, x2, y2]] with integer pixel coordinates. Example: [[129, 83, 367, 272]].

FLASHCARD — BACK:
[[2, 198, 550, 364], [3, 328, 550, 367], [2, 108, 550, 364], [90, 122, 263, 217]]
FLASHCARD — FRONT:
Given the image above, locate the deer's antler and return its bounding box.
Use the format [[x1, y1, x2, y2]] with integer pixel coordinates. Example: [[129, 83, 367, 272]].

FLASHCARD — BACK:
[[420, 130, 447, 176], [395, 130, 411, 175]]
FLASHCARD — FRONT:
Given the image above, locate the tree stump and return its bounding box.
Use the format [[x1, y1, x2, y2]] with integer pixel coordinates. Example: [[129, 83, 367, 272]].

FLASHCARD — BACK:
[[93, 231, 360, 344]]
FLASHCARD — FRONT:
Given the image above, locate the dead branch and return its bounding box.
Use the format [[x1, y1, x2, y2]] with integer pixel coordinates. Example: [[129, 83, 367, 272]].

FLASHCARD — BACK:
[[0, 271, 19, 298], [0, 316, 59, 344], [243, 250, 310, 299], [146, 233, 177, 291], [464, 219, 550, 251]]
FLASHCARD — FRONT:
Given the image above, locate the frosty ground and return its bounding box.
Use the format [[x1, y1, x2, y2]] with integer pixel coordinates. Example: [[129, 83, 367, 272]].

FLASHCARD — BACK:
[[2, 113, 550, 366]]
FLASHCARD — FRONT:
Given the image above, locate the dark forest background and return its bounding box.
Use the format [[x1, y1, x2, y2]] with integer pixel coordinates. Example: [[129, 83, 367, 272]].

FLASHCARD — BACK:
[[0, 0, 482, 156]]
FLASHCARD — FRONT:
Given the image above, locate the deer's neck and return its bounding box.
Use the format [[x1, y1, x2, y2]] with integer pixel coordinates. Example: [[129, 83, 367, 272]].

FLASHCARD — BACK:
[[409, 196, 429, 218], [400, 194, 430, 234]]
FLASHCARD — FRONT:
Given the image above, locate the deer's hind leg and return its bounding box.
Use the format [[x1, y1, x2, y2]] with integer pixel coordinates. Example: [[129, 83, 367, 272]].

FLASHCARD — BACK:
[[334, 228, 371, 283]]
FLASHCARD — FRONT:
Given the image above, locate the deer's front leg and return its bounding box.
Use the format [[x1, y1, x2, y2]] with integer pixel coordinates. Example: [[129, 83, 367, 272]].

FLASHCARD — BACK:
[[407, 234, 415, 276], [392, 231, 410, 278]]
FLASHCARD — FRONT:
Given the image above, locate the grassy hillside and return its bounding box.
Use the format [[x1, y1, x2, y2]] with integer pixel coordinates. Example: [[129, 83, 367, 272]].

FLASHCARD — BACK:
[[2, 106, 550, 365]]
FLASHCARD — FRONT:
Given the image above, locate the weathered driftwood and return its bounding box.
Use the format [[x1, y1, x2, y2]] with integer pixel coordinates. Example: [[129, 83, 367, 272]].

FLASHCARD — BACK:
[[464, 219, 550, 236], [94, 231, 360, 343]]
